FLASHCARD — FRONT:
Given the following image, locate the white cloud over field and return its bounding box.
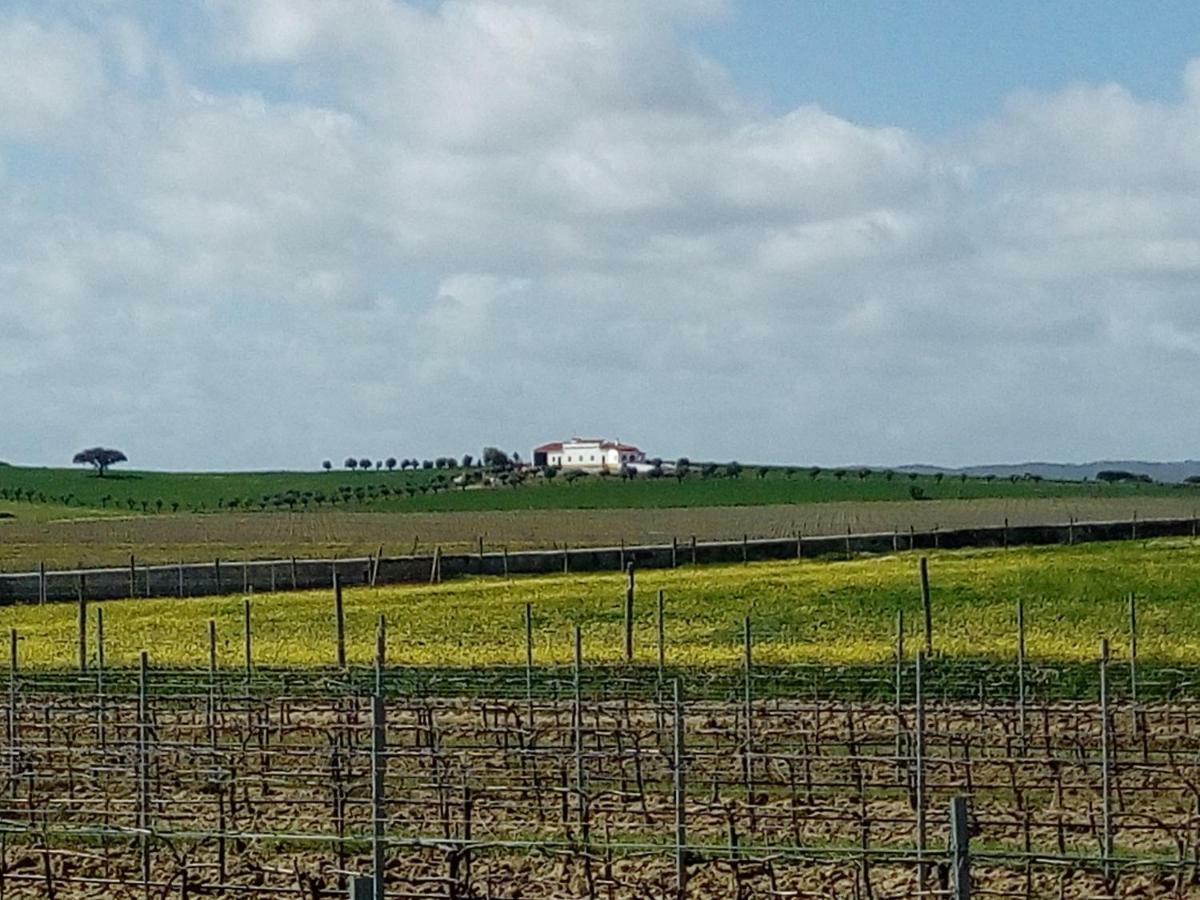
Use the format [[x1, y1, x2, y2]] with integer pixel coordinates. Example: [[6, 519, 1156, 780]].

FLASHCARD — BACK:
[[1, 1, 1198, 468]]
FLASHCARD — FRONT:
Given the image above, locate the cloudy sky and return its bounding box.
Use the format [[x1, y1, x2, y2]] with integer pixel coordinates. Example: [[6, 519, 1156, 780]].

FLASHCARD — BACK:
[[3, 1, 1200, 471]]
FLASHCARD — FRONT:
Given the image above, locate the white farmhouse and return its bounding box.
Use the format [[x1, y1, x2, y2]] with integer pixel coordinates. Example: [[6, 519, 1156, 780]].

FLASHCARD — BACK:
[[533, 438, 646, 472]]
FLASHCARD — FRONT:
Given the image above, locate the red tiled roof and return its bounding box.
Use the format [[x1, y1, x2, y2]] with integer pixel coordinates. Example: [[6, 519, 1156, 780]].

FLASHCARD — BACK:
[[535, 439, 641, 453]]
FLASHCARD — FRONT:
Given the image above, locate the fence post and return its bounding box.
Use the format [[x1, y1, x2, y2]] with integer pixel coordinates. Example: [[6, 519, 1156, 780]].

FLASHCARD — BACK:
[[243, 598, 252, 679], [348, 876, 373, 899], [1127, 593, 1138, 708], [894, 610, 904, 779], [371, 693, 387, 900], [915, 649, 927, 893], [1016, 596, 1026, 751], [671, 537, 678, 569], [657, 590, 666, 679], [96, 608, 106, 750], [7, 628, 16, 795], [673, 676, 688, 899], [1100, 637, 1113, 887], [524, 603, 534, 727], [743, 616, 755, 830], [949, 796, 971, 900], [334, 573, 346, 669], [573, 626, 589, 850], [208, 619, 218, 748], [77, 586, 88, 673], [38, 561, 46, 604], [129, 553, 136, 599], [430, 546, 442, 585], [138, 649, 151, 894], [375, 614, 386, 698], [624, 562, 635, 663], [919, 557, 932, 656]]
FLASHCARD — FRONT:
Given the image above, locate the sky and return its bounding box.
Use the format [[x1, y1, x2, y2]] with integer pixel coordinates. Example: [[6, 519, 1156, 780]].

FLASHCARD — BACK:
[[2, 1, 1200, 471]]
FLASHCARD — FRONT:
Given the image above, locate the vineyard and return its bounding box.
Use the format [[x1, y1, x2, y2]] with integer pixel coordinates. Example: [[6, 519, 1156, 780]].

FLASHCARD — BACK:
[[6, 542, 1200, 897], [5, 603, 1200, 896]]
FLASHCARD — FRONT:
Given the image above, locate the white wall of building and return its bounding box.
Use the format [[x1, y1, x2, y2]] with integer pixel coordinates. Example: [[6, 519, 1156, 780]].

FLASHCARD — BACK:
[[547, 440, 644, 471]]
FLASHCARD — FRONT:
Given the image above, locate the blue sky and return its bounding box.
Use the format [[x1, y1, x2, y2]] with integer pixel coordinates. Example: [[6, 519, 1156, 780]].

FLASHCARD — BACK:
[[1, 1, 1199, 470], [695, 1, 1200, 132]]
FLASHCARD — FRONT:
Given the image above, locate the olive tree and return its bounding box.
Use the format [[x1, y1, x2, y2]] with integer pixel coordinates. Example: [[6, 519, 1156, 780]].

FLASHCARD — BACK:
[[72, 447, 127, 477]]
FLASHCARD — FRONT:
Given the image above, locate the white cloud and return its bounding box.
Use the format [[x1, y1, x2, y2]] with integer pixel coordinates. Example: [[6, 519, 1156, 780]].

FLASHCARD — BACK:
[[1, 3, 1199, 469], [0, 18, 105, 137]]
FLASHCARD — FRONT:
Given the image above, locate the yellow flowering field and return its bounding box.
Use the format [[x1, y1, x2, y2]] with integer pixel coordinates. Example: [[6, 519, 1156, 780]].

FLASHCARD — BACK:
[[3, 539, 1199, 669]]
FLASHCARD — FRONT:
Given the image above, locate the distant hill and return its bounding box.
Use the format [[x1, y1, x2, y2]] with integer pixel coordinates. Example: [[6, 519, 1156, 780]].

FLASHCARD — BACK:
[[896, 461, 1200, 484]]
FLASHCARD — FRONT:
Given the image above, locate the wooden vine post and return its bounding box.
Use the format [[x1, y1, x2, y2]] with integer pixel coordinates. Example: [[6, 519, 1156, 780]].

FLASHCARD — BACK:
[[673, 676, 688, 899], [334, 573, 346, 669], [919, 557, 933, 656], [371, 692, 387, 900], [623, 562, 636, 663]]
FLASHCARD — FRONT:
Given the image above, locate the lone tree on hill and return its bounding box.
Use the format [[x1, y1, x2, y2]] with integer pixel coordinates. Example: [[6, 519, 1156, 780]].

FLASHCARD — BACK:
[[72, 447, 127, 477]]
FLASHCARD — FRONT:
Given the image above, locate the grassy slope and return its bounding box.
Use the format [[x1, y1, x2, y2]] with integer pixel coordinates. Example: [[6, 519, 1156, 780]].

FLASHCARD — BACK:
[[5, 496, 1199, 573], [3, 539, 1195, 668], [0, 464, 1191, 517]]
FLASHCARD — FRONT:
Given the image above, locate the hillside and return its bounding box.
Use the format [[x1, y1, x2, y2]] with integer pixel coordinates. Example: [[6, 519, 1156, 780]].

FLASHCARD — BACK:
[[899, 460, 1200, 483], [0, 463, 1194, 520]]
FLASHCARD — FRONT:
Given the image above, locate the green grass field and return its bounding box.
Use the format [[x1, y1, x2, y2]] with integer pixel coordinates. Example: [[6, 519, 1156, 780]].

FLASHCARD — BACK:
[[3, 539, 1194, 669], [0, 462, 1190, 519]]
